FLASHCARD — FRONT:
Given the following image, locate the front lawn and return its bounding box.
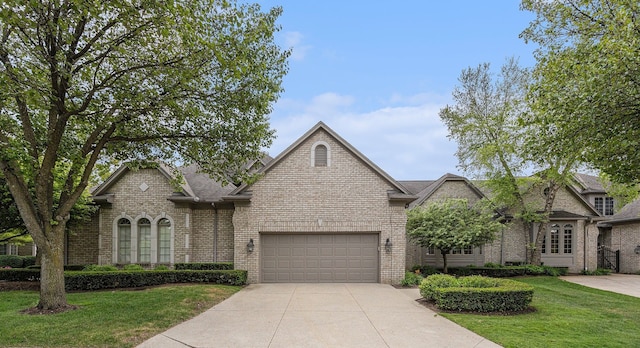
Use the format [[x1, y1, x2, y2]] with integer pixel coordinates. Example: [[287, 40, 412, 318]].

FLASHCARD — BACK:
[[0, 284, 240, 347], [441, 277, 640, 347]]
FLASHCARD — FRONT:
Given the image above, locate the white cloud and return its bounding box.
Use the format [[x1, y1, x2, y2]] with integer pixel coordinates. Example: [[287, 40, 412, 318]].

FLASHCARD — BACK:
[[267, 92, 462, 180], [283, 31, 312, 61]]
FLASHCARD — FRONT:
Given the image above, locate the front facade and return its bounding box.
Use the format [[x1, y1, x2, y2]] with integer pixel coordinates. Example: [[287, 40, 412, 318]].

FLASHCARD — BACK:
[[63, 121, 640, 281]]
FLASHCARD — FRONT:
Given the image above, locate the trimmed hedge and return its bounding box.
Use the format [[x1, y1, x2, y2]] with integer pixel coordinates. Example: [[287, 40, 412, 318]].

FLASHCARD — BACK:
[[435, 279, 534, 312], [0, 255, 23, 268], [64, 270, 247, 291], [174, 262, 234, 270], [0, 269, 40, 281], [419, 274, 534, 312], [0, 269, 247, 290]]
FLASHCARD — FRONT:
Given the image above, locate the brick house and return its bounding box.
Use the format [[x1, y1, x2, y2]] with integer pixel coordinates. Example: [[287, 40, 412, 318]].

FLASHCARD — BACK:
[[58, 121, 637, 281]]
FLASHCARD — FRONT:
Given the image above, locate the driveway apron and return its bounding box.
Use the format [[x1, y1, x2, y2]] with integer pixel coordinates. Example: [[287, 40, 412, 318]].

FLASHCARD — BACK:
[[137, 283, 501, 348], [560, 274, 640, 298]]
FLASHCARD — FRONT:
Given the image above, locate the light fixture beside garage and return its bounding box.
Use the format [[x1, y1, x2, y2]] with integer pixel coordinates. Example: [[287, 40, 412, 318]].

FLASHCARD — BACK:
[[247, 238, 255, 253], [385, 238, 392, 252]]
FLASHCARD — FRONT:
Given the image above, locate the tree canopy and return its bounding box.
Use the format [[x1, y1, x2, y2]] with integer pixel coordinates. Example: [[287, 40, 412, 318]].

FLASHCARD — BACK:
[[439, 59, 582, 265], [406, 199, 503, 273], [521, 0, 640, 184], [0, 0, 289, 311]]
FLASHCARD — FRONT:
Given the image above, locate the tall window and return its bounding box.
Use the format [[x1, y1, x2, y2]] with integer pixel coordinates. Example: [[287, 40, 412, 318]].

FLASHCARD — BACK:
[[314, 144, 327, 167], [563, 224, 573, 254], [595, 197, 615, 216], [118, 218, 131, 263], [138, 218, 151, 263], [158, 218, 171, 263], [550, 224, 559, 254]]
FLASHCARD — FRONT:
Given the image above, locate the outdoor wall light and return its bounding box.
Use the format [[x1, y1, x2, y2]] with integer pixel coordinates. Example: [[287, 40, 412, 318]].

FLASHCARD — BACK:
[[247, 238, 255, 253], [385, 238, 392, 253], [635, 245, 640, 255]]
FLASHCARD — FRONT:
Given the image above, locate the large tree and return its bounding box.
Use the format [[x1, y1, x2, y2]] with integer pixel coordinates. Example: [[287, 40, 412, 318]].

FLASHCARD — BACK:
[[439, 59, 582, 266], [0, 0, 288, 311], [521, 0, 640, 184], [406, 199, 503, 273]]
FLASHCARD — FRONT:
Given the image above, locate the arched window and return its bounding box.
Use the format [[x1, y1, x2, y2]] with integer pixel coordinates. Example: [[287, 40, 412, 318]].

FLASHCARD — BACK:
[[311, 141, 331, 167], [563, 224, 573, 254], [138, 218, 151, 263], [118, 218, 131, 263], [314, 144, 327, 166], [158, 218, 171, 263]]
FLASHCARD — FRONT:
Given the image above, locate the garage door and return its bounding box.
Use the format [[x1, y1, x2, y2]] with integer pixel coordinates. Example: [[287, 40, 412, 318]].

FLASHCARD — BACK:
[[261, 234, 379, 283]]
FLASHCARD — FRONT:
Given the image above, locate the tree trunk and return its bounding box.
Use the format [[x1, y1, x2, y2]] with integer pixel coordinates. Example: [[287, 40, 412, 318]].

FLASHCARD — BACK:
[[441, 251, 449, 274], [530, 221, 548, 266], [37, 225, 69, 310]]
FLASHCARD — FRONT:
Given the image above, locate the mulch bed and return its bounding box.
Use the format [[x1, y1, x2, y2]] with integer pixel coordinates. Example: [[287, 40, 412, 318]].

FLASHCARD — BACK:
[[0, 281, 40, 292]]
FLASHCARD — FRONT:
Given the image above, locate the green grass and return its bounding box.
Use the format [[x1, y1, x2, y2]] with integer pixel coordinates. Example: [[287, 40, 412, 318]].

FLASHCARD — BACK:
[[0, 284, 241, 347], [440, 277, 640, 348]]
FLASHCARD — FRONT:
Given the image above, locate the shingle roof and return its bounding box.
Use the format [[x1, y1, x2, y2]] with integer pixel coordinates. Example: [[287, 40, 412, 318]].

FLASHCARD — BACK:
[[604, 198, 640, 224], [573, 173, 607, 194], [406, 173, 485, 209]]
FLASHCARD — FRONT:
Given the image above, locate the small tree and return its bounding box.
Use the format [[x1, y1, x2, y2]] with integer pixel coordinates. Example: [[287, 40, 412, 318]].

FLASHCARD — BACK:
[[406, 199, 503, 273]]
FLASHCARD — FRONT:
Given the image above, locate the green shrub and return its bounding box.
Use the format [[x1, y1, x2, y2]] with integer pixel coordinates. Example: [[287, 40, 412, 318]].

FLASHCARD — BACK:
[[483, 262, 501, 268], [123, 264, 144, 271], [174, 262, 234, 270], [83, 264, 119, 272], [581, 268, 611, 275], [458, 275, 501, 288], [400, 271, 423, 286], [434, 278, 534, 312], [64, 269, 247, 291], [22, 256, 36, 268], [409, 264, 438, 276], [523, 264, 546, 275], [0, 255, 23, 268], [154, 265, 170, 271], [419, 274, 459, 301], [0, 269, 40, 281]]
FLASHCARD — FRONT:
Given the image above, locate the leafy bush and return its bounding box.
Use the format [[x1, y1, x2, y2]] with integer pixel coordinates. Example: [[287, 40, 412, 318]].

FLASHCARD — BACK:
[[483, 262, 501, 268], [400, 271, 424, 286], [419, 274, 459, 300], [409, 264, 439, 276], [123, 264, 144, 271], [523, 264, 546, 275], [435, 278, 534, 312], [458, 275, 501, 288], [64, 270, 247, 291], [581, 268, 611, 275], [22, 256, 36, 268], [0, 269, 40, 281], [83, 264, 119, 272], [174, 262, 234, 270], [154, 265, 170, 271], [0, 255, 23, 268]]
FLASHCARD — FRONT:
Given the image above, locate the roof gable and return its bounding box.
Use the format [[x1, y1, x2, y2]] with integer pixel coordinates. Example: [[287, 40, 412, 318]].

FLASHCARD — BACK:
[[406, 173, 486, 208], [228, 122, 414, 200]]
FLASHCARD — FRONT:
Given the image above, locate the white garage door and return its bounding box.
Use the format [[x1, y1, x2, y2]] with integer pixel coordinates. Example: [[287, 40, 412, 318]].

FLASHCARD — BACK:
[[261, 234, 379, 283]]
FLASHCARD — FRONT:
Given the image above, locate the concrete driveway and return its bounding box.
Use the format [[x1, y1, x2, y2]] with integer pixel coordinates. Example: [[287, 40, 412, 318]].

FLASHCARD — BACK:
[[560, 274, 640, 298], [137, 283, 500, 348]]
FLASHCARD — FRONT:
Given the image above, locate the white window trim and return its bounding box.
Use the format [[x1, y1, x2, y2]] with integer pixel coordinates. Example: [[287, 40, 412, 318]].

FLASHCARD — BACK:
[[310, 141, 331, 167], [112, 213, 174, 264]]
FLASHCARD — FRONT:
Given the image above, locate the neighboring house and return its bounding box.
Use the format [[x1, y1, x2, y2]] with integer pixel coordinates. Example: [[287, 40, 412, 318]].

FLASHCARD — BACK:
[[63, 122, 639, 281], [596, 198, 640, 273]]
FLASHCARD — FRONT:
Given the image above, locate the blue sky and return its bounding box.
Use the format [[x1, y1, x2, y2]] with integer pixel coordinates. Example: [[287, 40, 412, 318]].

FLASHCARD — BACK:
[[255, 1, 537, 180]]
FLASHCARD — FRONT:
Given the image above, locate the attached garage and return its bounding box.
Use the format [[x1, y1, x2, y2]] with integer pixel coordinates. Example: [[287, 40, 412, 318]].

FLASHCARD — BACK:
[[261, 233, 379, 283]]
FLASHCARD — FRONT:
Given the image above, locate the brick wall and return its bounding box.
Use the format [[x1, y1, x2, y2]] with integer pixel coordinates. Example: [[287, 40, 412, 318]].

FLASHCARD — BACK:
[[67, 213, 100, 265], [610, 223, 640, 273], [233, 129, 406, 284]]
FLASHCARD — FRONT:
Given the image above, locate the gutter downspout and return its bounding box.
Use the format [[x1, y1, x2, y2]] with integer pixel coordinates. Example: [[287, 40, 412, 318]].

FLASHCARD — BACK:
[[584, 217, 590, 272], [212, 203, 218, 262]]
